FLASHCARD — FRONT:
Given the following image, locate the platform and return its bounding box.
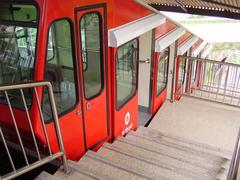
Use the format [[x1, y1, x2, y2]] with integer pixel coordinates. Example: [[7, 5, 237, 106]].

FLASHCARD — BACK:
[[149, 96, 240, 152]]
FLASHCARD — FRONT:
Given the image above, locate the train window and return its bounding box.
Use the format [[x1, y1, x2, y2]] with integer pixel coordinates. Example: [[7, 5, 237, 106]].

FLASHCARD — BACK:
[[43, 19, 77, 122], [191, 60, 198, 83], [0, 4, 38, 109], [177, 59, 186, 89], [80, 12, 104, 100], [116, 39, 138, 110], [156, 48, 169, 96], [0, 4, 37, 23]]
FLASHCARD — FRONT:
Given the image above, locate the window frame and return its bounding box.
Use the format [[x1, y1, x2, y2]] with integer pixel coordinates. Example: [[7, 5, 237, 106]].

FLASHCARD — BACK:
[[0, 2, 39, 111], [115, 39, 139, 111], [79, 11, 105, 100], [156, 47, 169, 97], [43, 18, 79, 123]]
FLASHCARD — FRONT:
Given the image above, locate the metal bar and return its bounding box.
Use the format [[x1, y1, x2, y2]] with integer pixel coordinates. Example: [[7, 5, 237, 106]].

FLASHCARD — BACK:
[[1, 152, 63, 180], [20, 89, 41, 160], [178, 55, 240, 68], [0, 81, 53, 91], [181, 93, 240, 109], [46, 83, 69, 173], [0, 127, 16, 172], [0, 81, 69, 179], [230, 67, 238, 104], [33, 87, 52, 156], [227, 128, 240, 180], [4, 91, 29, 166], [223, 66, 230, 103]]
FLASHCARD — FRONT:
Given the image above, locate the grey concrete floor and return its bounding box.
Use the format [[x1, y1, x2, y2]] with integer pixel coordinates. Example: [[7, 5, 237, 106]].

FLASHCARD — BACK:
[[149, 97, 240, 152]]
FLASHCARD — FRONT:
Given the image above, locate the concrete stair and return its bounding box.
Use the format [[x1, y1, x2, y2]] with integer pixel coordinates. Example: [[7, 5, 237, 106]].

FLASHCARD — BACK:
[[36, 126, 232, 180]]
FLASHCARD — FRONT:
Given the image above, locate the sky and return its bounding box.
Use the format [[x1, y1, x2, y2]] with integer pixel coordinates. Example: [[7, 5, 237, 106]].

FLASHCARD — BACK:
[[161, 12, 240, 43]]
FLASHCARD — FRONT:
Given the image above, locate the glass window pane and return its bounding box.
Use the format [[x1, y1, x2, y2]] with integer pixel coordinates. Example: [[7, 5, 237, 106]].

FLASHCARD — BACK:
[[0, 4, 37, 23], [156, 48, 169, 96], [116, 39, 138, 109], [80, 13, 103, 99], [191, 60, 198, 83], [177, 59, 186, 89], [43, 20, 77, 122], [0, 4, 38, 109]]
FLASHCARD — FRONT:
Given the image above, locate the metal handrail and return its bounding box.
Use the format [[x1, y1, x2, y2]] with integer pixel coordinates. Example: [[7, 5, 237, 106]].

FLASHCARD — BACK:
[[227, 128, 240, 180], [178, 55, 240, 68], [175, 55, 240, 107], [0, 81, 69, 180]]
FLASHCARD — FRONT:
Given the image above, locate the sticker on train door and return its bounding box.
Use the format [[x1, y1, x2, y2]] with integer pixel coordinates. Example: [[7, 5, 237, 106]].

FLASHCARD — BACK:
[[122, 112, 133, 136]]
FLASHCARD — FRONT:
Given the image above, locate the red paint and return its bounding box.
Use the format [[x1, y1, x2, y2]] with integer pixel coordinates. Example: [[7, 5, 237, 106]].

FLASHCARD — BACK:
[[178, 32, 192, 46], [155, 20, 177, 40], [111, 48, 138, 139], [0, 0, 151, 161], [192, 40, 202, 51], [0, 0, 202, 162], [174, 57, 185, 100], [151, 52, 168, 114]]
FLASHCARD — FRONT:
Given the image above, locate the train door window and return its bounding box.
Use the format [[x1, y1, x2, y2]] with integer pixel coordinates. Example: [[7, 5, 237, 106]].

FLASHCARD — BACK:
[[80, 12, 103, 99], [177, 53, 187, 89], [116, 39, 138, 110], [191, 60, 198, 83], [156, 48, 169, 96], [0, 4, 38, 109], [43, 19, 77, 122]]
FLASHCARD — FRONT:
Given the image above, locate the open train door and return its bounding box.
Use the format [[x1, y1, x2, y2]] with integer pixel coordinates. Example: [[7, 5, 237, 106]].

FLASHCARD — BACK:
[[75, 4, 109, 149]]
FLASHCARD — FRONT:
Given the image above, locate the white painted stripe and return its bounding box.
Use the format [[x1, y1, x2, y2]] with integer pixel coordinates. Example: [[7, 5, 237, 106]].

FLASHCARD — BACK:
[[155, 27, 186, 52], [193, 41, 207, 57], [178, 35, 199, 55], [108, 14, 166, 47]]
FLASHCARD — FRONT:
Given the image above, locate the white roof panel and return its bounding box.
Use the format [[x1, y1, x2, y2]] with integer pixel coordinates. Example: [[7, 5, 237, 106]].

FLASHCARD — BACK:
[[155, 27, 186, 52], [178, 35, 199, 55], [108, 14, 166, 47]]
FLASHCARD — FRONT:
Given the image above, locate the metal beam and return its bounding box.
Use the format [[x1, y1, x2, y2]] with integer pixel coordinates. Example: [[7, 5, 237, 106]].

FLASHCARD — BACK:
[[151, 4, 240, 20]]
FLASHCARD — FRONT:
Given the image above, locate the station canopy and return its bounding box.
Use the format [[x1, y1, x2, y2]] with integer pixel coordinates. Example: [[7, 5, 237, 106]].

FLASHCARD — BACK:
[[140, 0, 240, 20]]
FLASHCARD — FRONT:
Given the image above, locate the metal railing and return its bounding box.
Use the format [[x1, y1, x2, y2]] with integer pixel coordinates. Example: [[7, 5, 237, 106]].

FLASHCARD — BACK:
[[175, 55, 240, 107], [227, 128, 240, 180], [0, 81, 69, 180]]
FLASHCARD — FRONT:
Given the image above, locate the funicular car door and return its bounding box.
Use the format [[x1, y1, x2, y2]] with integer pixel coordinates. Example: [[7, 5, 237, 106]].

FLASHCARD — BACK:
[[75, 4, 109, 149]]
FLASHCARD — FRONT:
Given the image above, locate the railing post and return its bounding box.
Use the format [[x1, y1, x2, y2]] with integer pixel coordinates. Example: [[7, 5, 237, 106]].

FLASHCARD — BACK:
[[227, 128, 240, 180], [46, 83, 70, 174], [0, 81, 70, 179]]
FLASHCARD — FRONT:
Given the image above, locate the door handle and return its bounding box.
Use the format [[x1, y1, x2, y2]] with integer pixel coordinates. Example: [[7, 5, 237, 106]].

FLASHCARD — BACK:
[[86, 102, 91, 110], [139, 59, 150, 63], [76, 110, 82, 115]]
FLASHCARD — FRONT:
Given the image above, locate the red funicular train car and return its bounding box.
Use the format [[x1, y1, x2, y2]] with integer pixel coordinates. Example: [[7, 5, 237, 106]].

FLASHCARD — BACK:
[[0, 0, 205, 161]]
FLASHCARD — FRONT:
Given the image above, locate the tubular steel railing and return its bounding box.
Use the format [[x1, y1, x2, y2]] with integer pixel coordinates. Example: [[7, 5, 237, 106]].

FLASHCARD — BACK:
[[227, 128, 240, 180], [175, 55, 240, 108], [0, 81, 69, 180]]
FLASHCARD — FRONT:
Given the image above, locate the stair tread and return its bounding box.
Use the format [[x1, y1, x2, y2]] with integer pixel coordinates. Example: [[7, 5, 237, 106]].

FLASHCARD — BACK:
[[77, 152, 149, 180], [103, 141, 219, 178], [87, 150, 174, 180], [137, 126, 232, 158], [54, 165, 95, 180], [35, 171, 57, 180], [117, 134, 226, 171], [131, 130, 229, 161], [97, 144, 208, 180]]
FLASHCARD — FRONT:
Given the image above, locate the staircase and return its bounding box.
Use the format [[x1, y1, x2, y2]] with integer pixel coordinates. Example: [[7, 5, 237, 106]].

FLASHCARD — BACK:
[[36, 126, 232, 180]]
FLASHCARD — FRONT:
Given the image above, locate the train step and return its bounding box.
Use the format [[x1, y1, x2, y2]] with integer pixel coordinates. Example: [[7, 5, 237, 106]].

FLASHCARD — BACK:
[[36, 126, 231, 180]]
